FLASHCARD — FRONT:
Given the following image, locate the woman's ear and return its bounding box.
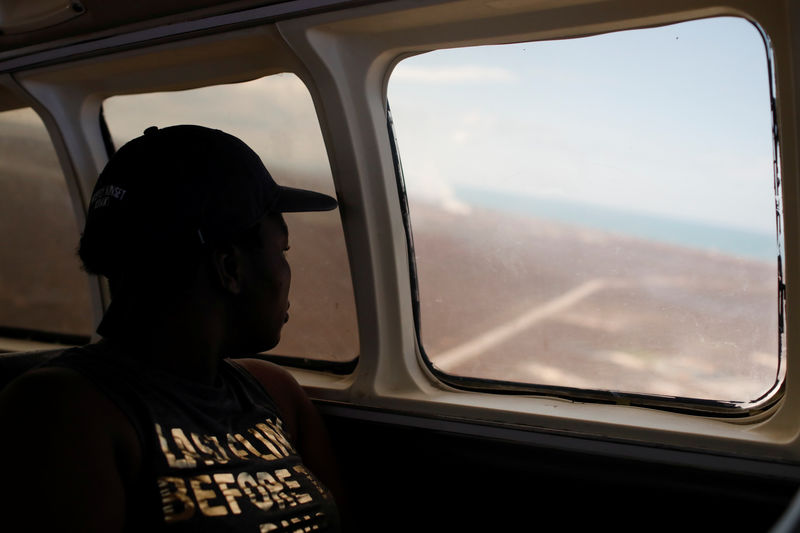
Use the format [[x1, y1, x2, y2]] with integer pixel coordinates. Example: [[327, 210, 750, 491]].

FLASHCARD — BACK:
[[210, 244, 244, 295]]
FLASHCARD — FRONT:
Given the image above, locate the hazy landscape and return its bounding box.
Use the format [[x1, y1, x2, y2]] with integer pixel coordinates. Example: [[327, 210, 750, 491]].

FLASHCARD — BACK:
[[0, 117, 93, 340], [412, 198, 779, 403]]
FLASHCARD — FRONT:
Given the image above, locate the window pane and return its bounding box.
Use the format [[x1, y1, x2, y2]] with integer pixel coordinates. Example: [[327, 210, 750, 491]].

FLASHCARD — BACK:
[[0, 108, 93, 349], [103, 74, 358, 363], [389, 17, 780, 403]]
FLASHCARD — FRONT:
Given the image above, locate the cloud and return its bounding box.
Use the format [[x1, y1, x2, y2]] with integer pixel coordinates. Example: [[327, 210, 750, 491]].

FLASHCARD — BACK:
[[405, 163, 471, 215], [392, 65, 516, 84]]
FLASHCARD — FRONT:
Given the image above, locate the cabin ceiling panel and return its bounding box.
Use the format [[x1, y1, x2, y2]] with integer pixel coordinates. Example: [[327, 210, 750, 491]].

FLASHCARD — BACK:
[[0, 0, 287, 53]]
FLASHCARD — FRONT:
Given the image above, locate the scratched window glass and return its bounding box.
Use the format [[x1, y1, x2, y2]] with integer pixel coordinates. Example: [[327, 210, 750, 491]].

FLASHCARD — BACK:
[[0, 108, 93, 350], [389, 17, 782, 404], [103, 74, 358, 364]]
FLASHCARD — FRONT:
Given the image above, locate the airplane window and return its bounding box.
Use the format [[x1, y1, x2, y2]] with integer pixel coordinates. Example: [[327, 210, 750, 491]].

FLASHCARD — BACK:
[[103, 74, 358, 366], [388, 17, 782, 407], [0, 107, 93, 350]]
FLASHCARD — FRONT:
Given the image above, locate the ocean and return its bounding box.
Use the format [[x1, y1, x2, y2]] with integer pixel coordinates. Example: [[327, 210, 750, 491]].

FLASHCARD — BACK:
[[454, 186, 778, 262]]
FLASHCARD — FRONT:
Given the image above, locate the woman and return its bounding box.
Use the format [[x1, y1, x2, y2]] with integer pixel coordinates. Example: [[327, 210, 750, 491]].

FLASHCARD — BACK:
[[0, 125, 345, 531]]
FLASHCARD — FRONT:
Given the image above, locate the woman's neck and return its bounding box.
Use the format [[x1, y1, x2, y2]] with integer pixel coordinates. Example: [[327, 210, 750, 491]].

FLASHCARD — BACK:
[[100, 296, 227, 385]]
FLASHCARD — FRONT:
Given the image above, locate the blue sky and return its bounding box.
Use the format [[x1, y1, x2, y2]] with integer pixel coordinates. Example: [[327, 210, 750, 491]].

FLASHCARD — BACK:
[[388, 16, 776, 234]]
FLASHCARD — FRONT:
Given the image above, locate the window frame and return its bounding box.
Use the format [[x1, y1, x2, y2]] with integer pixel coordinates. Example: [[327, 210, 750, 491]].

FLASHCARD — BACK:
[[274, 0, 800, 464], [386, 19, 786, 417]]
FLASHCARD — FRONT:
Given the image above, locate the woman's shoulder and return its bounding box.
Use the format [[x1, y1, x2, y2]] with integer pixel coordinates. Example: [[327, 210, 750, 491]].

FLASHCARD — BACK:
[[0, 356, 142, 459], [1, 356, 116, 418], [0, 357, 143, 528], [229, 358, 308, 441], [232, 357, 303, 391], [230, 358, 345, 516]]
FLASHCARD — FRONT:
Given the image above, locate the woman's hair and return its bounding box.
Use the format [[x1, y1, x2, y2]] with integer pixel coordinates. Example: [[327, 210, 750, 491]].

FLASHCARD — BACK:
[[78, 219, 264, 296]]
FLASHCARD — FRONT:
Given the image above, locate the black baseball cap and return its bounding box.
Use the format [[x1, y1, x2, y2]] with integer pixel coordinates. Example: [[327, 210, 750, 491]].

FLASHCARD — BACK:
[[81, 124, 337, 278]]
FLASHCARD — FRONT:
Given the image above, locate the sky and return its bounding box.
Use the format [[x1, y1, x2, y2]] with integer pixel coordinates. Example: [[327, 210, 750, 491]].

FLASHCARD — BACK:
[[103, 74, 334, 191], [387, 16, 777, 234]]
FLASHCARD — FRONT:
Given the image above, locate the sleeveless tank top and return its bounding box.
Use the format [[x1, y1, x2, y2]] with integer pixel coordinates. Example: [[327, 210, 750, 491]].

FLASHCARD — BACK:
[[46, 345, 341, 532]]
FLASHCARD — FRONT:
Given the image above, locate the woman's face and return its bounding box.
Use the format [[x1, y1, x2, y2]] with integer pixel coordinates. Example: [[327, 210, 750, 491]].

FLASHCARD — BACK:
[[232, 212, 292, 355]]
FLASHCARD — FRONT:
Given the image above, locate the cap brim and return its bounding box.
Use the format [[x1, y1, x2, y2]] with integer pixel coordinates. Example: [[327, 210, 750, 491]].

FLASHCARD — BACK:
[[274, 186, 338, 212]]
